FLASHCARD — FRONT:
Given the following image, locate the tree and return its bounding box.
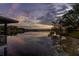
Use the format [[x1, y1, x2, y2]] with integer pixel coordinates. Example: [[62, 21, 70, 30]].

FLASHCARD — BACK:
[[61, 4, 79, 33]]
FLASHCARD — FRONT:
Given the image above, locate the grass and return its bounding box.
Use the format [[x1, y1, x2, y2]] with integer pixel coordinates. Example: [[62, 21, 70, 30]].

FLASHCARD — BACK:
[[60, 37, 79, 56], [60, 31, 79, 55], [69, 31, 79, 39]]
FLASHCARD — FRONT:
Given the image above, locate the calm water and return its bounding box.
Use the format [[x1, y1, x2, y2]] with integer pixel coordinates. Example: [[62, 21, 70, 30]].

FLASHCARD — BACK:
[[0, 32, 61, 56]]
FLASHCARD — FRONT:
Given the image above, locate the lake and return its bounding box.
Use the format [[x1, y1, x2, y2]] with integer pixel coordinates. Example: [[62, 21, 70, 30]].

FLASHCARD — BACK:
[[0, 32, 66, 56]]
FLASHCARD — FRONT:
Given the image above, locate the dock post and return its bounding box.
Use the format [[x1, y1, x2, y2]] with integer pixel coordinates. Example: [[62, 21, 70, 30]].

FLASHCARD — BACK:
[[4, 23, 7, 56]]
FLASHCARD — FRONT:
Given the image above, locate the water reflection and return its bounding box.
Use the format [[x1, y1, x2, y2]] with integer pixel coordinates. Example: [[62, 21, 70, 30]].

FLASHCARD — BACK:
[[0, 35, 7, 56], [7, 32, 58, 56]]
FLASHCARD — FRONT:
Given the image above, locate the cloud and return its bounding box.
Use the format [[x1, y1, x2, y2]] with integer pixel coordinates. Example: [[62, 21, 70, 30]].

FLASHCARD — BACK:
[[37, 3, 72, 24], [0, 3, 72, 25], [7, 3, 20, 16], [11, 3, 72, 25], [12, 15, 52, 29]]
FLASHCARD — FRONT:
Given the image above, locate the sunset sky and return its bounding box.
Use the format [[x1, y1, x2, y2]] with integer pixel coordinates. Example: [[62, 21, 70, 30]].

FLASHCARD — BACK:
[[0, 3, 72, 29]]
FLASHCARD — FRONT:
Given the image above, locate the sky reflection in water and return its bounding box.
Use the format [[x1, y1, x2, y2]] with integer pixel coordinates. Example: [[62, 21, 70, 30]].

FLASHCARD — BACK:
[[7, 32, 57, 56]]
